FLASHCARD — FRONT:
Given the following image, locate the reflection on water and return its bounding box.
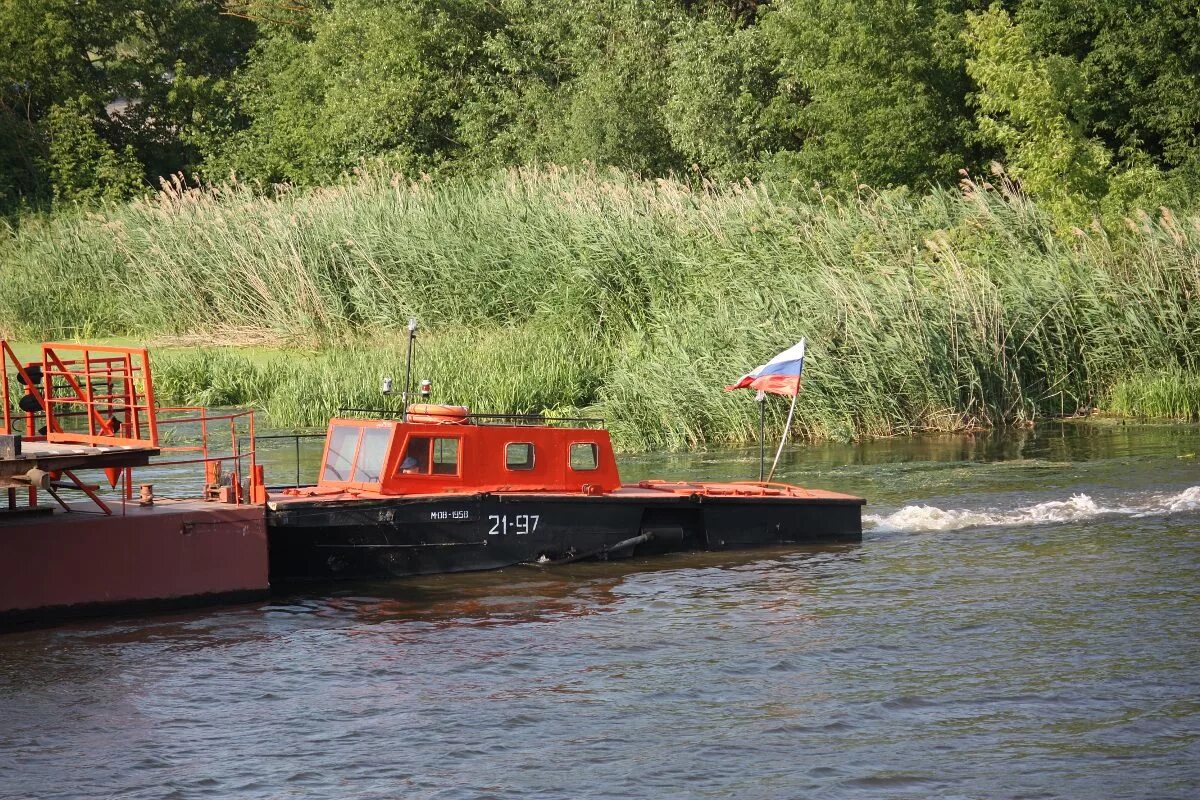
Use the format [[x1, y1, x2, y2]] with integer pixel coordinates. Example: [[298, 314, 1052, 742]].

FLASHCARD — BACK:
[[1, 422, 1199, 799]]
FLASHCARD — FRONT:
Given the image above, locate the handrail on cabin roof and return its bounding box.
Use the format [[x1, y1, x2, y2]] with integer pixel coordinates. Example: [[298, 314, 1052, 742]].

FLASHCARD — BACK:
[[335, 408, 606, 428]]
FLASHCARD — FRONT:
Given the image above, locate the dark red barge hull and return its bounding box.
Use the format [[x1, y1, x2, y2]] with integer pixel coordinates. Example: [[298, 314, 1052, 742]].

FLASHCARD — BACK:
[[0, 500, 269, 628]]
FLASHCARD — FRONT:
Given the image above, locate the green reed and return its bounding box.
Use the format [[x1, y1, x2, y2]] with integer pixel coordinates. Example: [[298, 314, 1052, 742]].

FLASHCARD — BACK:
[[4, 167, 1199, 448], [1106, 369, 1200, 421]]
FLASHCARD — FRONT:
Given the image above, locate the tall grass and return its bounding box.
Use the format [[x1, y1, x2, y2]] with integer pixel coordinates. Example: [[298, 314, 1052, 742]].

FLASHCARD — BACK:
[[153, 324, 608, 428], [4, 166, 1199, 448], [1106, 369, 1200, 421]]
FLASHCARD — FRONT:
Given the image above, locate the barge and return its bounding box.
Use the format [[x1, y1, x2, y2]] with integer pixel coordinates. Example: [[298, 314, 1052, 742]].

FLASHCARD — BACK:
[[1, 342, 268, 627]]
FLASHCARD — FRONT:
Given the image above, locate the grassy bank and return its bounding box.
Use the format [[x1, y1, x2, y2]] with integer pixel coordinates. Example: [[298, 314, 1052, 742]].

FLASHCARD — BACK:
[[3, 167, 1199, 448]]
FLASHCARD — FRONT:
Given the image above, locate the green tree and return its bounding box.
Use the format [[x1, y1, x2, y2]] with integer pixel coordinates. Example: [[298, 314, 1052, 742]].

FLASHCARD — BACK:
[[107, 1, 257, 181], [965, 6, 1112, 222], [217, 0, 498, 184], [758, 0, 980, 188], [0, 109, 47, 214], [0, 0, 122, 212], [3, 0, 1193, 215], [1015, 0, 1200, 178], [665, 14, 782, 179], [458, 0, 681, 174], [0, 0, 254, 213], [551, 3, 678, 173], [44, 96, 143, 204]]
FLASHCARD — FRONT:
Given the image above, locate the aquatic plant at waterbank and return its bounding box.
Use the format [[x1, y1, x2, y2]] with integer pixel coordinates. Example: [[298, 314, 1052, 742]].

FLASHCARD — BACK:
[[1106, 369, 1200, 423], [3, 168, 1199, 449]]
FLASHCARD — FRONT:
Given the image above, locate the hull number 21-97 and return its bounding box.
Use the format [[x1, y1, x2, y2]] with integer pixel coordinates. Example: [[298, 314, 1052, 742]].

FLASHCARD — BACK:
[[488, 514, 540, 536]]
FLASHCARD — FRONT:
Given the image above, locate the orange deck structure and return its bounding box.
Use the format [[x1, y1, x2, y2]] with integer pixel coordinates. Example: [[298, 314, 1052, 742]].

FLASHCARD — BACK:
[[282, 414, 623, 498]]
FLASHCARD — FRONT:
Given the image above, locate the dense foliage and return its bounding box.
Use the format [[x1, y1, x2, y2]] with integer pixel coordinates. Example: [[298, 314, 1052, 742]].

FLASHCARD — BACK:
[[0, 0, 254, 211], [2, 0, 1197, 221]]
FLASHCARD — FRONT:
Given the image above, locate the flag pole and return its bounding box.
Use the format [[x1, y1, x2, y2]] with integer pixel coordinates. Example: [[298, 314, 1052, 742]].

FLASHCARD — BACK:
[[728, 336, 806, 483], [756, 390, 766, 482], [767, 385, 799, 483]]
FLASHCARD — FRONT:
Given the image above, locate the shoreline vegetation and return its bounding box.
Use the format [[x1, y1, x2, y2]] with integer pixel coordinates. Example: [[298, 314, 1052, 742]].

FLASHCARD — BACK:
[[4, 1, 1198, 448], [3, 167, 1199, 449]]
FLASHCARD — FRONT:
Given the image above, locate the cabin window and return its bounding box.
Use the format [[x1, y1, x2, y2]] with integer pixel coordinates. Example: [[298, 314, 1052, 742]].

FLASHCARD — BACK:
[[569, 442, 599, 471], [322, 425, 359, 482], [505, 442, 535, 471], [432, 437, 459, 475], [400, 436, 431, 474], [351, 427, 392, 483]]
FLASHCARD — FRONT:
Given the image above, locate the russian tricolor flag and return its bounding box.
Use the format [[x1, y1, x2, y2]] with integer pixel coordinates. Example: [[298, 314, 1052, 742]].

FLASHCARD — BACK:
[[725, 338, 806, 396]]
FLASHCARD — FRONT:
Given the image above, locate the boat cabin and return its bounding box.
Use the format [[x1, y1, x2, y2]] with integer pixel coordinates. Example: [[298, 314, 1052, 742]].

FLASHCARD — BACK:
[[311, 411, 622, 496]]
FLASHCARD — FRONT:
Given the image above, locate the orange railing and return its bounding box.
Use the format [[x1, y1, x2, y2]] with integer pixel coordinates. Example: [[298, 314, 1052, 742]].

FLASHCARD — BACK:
[[2, 340, 50, 438], [40, 343, 158, 447], [153, 406, 259, 502], [2, 342, 262, 509]]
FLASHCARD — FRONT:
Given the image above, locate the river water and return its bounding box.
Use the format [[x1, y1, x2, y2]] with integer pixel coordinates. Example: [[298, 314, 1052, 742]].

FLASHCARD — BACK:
[[1, 422, 1198, 799]]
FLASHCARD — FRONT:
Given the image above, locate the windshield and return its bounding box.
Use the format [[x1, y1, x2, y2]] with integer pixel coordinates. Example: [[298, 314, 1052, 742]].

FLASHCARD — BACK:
[[322, 424, 394, 485]]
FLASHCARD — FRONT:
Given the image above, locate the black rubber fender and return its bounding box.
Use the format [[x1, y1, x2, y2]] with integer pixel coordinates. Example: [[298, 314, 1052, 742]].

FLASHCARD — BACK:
[[15, 364, 42, 386]]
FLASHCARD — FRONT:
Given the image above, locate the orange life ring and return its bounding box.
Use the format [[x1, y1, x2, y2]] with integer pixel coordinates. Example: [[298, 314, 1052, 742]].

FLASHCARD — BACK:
[[406, 404, 470, 424]]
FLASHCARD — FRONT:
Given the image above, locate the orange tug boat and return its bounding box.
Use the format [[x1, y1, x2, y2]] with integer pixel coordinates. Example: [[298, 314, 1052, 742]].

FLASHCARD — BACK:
[[267, 403, 864, 582], [1, 341, 863, 627]]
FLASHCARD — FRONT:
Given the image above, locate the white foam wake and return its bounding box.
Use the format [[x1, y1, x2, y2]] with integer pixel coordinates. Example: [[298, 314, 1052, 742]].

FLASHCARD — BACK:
[[1160, 485, 1200, 513], [866, 486, 1200, 534]]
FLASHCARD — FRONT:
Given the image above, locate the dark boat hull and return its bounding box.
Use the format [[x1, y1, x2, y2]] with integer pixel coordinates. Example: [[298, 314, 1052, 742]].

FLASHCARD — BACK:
[[267, 492, 863, 582]]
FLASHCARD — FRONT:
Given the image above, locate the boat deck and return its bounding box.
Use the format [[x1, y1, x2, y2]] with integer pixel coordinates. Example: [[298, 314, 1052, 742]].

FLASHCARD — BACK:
[[1, 440, 159, 486], [619, 480, 863, 501], [0, 496, 231, 527], [272, 481, 864, 506]]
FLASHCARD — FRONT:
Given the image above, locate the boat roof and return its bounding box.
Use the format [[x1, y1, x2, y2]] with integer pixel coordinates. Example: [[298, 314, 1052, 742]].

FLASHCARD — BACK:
[[278, 413, 866, 504], [289, 415, 623, 497]]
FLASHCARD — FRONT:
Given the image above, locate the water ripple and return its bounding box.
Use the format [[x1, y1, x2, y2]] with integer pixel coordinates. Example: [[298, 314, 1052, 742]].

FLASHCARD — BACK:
[[3, 425, 1200, 798]]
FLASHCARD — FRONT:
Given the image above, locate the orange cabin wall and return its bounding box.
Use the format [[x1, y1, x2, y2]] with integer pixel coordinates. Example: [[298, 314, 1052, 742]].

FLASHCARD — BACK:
[[315, 419, 623, 495]]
